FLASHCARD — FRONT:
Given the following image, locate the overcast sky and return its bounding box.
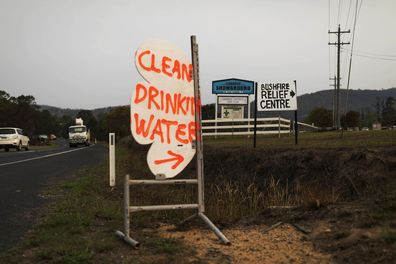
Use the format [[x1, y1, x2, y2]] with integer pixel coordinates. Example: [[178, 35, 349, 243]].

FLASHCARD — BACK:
[[0, 0, 395, 109]]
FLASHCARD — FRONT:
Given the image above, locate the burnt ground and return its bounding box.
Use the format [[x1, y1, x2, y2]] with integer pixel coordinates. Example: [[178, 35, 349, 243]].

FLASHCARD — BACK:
[[118, 140, 396, 263], [121, 139, 396, 263], [198, 146, 396, 263]]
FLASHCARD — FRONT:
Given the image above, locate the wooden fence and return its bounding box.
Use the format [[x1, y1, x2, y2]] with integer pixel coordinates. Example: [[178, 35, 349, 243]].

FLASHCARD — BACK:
[[201, 117, 318, 137]]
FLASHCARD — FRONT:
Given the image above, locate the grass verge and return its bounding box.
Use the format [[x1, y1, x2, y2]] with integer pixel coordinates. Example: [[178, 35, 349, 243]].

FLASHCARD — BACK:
[[0, 146, 202, 264]]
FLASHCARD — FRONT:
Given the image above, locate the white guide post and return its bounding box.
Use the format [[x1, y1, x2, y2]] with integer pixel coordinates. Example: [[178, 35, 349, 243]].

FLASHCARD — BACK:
[[109, 133, 115, 187]]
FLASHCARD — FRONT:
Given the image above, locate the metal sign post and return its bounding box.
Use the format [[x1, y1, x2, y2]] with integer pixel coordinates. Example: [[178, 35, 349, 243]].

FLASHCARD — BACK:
[[116, 36, 230, 247], [247, 95, 251, 137], [215, 95, 218, 139], [191, 35, 205, 213], [253, 82, 258, 148], [294, 80, 298, 145]]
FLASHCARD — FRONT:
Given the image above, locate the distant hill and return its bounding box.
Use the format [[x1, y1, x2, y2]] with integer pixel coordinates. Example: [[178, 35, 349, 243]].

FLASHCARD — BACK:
[[297, 87, 396, 120], [251, 87, 396, 121], [39, 105, 116, 119], [40, 87, 396, 122]]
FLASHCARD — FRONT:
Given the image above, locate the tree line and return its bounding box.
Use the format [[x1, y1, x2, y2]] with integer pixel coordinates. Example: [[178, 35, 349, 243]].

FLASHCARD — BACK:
[[0, 90, 60, 137], [0, 90, 130, 141], [2, 90, 395, 139], [305, 96, 396, 128]]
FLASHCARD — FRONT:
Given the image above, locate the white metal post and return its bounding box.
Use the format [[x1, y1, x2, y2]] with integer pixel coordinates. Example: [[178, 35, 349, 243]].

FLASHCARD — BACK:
[[191, 35, 205, 213], [191, 35, 229, 244], [109, 133, 115, 187], [115, 174, 139, 247]]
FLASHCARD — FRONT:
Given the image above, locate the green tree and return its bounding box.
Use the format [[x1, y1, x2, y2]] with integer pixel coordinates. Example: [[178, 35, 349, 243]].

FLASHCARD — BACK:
[[305, 107, 332, 128], [360, 107, 377, 128], [0, 90, 64, 137], [341, 111, 360, 128], [202, 103, 215, 120], [0, 90, 12, 126], [99, 106, 130, 140], [76, 110, 98, 137], [11, 94, 38, 136], [59, 115, 74, 138], [376, 97, 381, 121], [381, 97, 396, 127], [34, 110, 60, 135]]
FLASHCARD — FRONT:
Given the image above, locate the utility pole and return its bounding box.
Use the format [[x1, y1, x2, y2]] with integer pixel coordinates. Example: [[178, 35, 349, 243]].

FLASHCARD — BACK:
[[329, 24, 350, 129], [329, 76, 341, 128]]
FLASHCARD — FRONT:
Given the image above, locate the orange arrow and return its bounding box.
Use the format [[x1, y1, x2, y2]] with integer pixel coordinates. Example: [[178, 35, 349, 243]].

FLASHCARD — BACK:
[[154, 151, 184, 169]]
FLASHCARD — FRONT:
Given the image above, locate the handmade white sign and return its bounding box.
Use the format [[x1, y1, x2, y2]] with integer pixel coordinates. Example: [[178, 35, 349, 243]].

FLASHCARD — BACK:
[[131, 39, 197, 178], [257, 82, 297, 111]]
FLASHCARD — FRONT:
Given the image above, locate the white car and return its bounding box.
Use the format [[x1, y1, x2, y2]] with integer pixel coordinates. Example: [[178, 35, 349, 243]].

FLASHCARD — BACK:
[[0, 127, 30, 152]]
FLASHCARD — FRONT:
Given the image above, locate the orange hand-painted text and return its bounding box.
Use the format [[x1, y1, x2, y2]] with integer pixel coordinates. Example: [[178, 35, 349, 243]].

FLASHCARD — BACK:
[[133, 113, 197, 145], [134, 83, 196, 116], [137, 49, 192, 83]]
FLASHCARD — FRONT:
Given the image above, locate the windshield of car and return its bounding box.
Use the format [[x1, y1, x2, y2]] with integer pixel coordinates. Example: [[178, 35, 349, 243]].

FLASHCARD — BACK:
[[0, 129, 16, 135], [69, 126, 86, 133]]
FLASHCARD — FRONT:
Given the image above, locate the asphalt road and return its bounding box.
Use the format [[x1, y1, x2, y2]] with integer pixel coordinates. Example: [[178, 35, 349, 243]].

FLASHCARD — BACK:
[[0, 139, 107, 252]]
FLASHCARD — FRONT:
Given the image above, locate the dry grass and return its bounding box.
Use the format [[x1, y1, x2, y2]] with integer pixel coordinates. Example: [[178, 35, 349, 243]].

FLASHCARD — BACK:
[[121, 131, 396, 223], [206, 181, 264, 221]]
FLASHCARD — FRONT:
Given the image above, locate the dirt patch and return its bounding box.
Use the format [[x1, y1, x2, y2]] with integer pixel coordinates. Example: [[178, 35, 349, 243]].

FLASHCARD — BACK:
[[158, 223, 332, 263]]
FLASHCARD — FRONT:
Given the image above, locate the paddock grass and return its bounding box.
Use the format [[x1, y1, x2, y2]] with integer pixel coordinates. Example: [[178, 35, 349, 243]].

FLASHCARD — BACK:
[[203, 129, 396, 149]]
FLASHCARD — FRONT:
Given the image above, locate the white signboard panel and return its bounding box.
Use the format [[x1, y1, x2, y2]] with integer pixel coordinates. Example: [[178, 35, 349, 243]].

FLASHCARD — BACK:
[[257, 82, 297, 111], [221, 106, 244, 119], [218, 96, 248, 105], [131, 39, 196, 178]]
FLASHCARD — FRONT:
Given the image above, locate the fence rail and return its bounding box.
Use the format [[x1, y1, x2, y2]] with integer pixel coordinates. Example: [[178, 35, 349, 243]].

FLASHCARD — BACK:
[[202, 117, 318, 137]]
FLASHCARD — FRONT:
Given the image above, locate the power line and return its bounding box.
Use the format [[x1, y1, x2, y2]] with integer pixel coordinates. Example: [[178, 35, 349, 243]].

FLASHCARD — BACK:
[[342, 48, 396, 58], [357, 0, 363, 20], [328, 0, 332, 79], [345, 0, 359, 114], [337, 0, 343, 25], [341, 50, 396, 61], [328, 0, 331, 29], [341, 1, 354, 78], [344, 0, 352, 30]]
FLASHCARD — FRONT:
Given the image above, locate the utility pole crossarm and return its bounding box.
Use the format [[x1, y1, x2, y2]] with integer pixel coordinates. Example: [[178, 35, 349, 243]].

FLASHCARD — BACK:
[[328, 30, 351, 34], [328, 42, 350, 45]]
